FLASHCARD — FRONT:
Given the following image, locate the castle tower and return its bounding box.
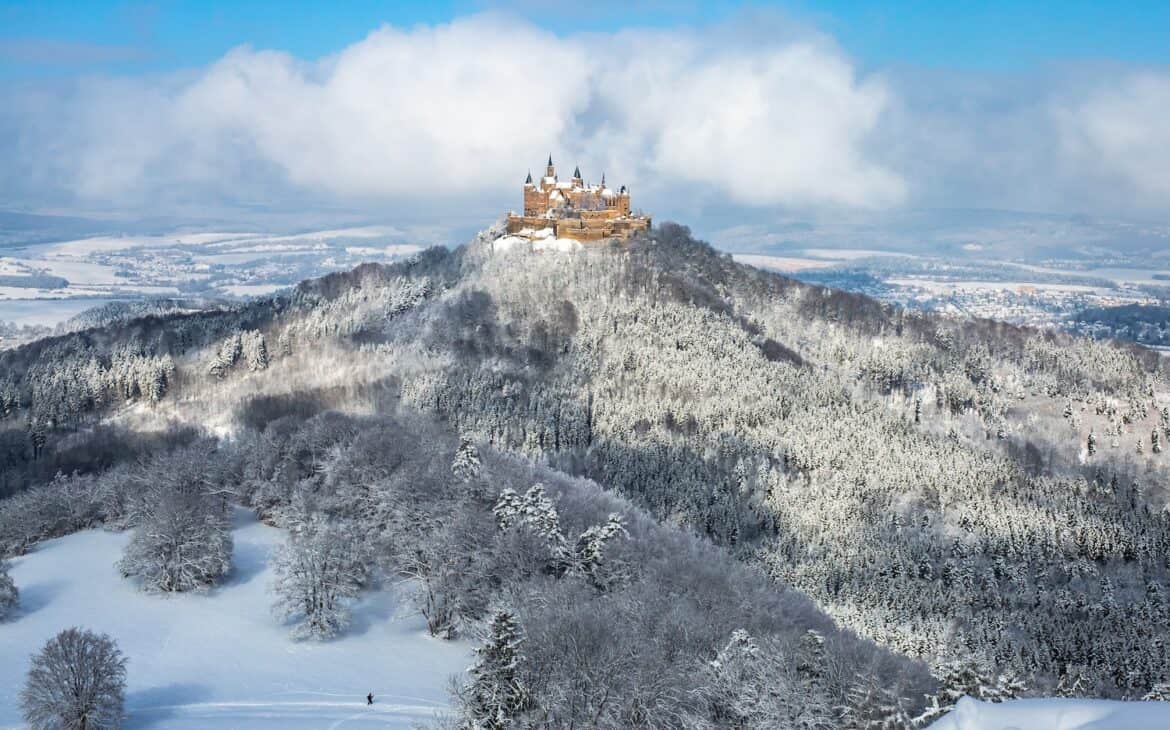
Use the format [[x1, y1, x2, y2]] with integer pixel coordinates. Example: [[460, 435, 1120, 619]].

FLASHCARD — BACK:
[[546, 154, 555, 179], [523, 170, 545, 216], [617, 185, 631, 216], [572, 165, 583, 186]]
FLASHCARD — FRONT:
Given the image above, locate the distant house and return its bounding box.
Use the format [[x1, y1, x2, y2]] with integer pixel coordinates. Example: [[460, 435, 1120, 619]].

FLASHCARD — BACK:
[[506, 156, 651, 242]]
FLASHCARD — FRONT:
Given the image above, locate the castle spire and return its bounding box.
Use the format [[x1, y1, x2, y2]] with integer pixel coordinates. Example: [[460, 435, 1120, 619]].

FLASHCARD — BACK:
[[525, 170, 533, 184], [601, 172, 606, 186], [573, 164, 582, 180], [545, 154, 555, 179], [547, 154, 553, 167]]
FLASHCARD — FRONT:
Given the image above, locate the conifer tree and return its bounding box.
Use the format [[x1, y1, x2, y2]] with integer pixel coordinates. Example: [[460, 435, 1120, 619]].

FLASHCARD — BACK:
[[243, 330, 268, 372], [1055, 665, 1091, 697], [914, 657, 1025, 724], [462, 610, 529, 729], [1142, 683, 1170, 701], [574, 513, 628, 591], [451, 439, 483, 483], [277, 329, 293, 357]]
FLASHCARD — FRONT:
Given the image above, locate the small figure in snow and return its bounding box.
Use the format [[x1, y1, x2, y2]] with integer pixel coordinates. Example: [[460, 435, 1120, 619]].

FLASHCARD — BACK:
[[367, 692, 374, 706]]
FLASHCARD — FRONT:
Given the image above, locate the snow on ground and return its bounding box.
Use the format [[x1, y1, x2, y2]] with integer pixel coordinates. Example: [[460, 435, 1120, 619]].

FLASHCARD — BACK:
[[801, 247, 919, 260], [926, 696, 1170, 730], [732, 253, 837, 273], [0, 297, 125, 325], [219, 283, 293, 298], [887, 278, 1111, 295], [0, 508, 470, 729], [493, 233, 583, 253]]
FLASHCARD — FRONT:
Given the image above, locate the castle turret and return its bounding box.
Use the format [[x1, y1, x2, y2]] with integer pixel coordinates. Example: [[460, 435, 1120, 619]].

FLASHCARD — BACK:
[[546, 154, 555, 178], [572, 165, 583, 185], [523, 168, 546, 215]]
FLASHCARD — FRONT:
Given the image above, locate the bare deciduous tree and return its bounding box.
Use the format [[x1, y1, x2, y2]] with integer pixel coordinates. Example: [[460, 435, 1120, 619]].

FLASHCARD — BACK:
[[271, 513, 367, 640], [0, 557, 17, 620], [20, 627, 127, 730], [117, 453, 232, 593]]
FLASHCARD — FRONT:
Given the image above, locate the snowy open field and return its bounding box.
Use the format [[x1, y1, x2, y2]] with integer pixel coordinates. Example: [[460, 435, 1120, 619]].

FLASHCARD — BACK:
[[0, 226, 427, 328], [731, 253, 836, 273], [926, 695, 1170, 730], [0, 509, 470, 729]]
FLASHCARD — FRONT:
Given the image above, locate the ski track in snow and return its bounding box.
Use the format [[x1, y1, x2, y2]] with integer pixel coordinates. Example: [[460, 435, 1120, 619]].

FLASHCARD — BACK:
[[0, 508, 470, 729], [124, 699, 442, 729]]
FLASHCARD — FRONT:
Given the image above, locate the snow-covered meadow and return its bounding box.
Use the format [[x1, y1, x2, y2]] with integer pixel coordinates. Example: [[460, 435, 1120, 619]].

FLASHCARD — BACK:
[[0, 508, 470, 729], [925, 695, 1170, 730], [0, 226, 429, 329]]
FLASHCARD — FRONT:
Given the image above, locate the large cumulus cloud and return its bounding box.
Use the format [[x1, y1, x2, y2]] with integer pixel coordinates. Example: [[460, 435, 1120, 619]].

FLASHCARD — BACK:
[[0, 14, 904, 214], [1, 13, 1169, 222]]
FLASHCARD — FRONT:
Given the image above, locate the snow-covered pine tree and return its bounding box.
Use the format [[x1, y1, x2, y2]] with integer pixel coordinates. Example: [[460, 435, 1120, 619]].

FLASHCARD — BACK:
[[28, 419, 47, 459], [517, 485, 563, 547], [574, 513, 628, 591], [492, 484, 570, 572], [462, 610, 530, 729], [0, 558, 17, 620], [914, 657, 1025, 724], [451, 438, 483, 483], [20, 627, 127, 730], [243, 330, 268, 372], [142, 362, 166, 404], [797, 629, 828, 691], [207, 332, 242, 379], [491, 488, 526, 530], [1142, 682, 1170, 701], [277, 329, 293, 357], [1055, 664, 1092, 697]]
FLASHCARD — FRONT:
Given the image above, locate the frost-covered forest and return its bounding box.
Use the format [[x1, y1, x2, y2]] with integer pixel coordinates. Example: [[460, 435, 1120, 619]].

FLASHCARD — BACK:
[[2, 221, 1169, 725]]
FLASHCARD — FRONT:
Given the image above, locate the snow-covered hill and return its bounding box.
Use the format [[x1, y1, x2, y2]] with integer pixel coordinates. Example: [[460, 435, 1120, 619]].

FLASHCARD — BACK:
[[926, 695, 1170, 730], [0, 508, 470, 729]]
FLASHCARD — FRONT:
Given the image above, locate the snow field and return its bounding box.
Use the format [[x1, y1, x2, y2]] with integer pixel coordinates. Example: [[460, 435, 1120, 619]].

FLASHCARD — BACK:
[[925, 695, 1170, 730], [0, 508, 470, 729]]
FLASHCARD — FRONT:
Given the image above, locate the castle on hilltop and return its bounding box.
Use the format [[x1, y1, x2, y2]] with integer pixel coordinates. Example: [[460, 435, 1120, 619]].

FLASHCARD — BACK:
[[505, 156, 651, 242]]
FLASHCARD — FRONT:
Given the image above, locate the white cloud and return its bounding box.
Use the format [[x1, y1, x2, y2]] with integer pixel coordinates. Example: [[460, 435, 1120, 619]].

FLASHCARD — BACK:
[[3, 14, 1170, 224], [590, 32, 904, 208], [0, 14, 903, 214], [1056, 73, 1170, 205]]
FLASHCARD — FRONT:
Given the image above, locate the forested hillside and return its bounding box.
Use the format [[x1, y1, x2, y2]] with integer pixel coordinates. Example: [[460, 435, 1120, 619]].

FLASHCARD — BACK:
[[2, 221, 1169, 724]]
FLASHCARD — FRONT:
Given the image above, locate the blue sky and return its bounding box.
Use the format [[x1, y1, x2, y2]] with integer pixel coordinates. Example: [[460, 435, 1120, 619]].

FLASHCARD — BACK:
[[1, 1, 1168, 234], [5, 1, 1170, 76]]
